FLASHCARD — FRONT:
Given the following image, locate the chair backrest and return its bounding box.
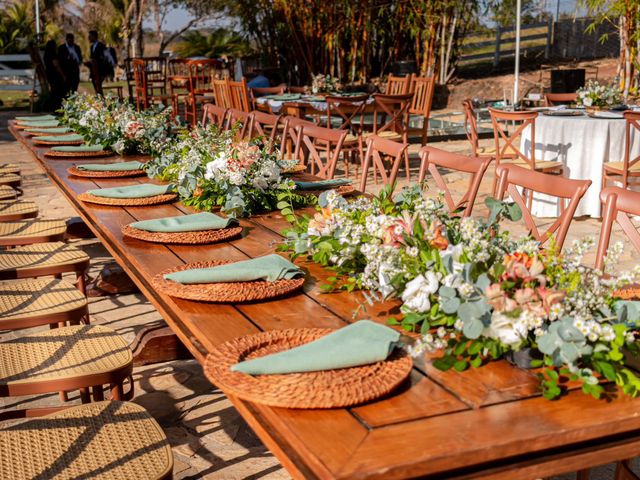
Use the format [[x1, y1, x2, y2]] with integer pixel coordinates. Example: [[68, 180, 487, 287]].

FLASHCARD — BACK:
[[250, 111, 282, 142], [596, 186, 640, 270], [359, 135, 408, 193], [489, 107, 539, 169], [229, 78, 251, 112], [462, 99, 480, 156], [495, 164, 591, 249], [212, 78, 232, 109], [293, 123, 347, 179], [168, 58, 191, 77], [201, 104, 227, 129], [250, 85, 286, 98], [131, 59, 148, 110], [187, 59, 219, 95], [325, 94, 369, 131], [142, 56, 166, 84], [226, 108, 253, 139], [288, 85, 307, 94], [620, 111, 640, 187], [409, 74, 435, 117], [279, 116, 315, 161], [544, 92, 577, 106], [418, 146, 492, 217], [385, 75, 411, 95], [372, 93, 413, 137]]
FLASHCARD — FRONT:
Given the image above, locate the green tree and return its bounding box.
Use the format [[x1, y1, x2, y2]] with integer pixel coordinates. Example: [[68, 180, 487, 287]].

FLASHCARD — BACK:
[[173, 28, 250, 58], [485, 0, 543, 27]]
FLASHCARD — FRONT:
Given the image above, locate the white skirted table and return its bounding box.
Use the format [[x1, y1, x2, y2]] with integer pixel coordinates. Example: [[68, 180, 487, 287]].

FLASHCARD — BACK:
[[521, 112, 640, 218]]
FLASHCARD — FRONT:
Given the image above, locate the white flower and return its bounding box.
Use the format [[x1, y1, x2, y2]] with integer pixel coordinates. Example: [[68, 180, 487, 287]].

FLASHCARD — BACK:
[[401, 272, 439, 313], [442, 244, 464, 273], [583, 97, 593, 107], [483, 312, 528, 348]]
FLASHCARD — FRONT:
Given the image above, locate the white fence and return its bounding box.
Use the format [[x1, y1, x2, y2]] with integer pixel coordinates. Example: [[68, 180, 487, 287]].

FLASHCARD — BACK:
[[0, 54, 38, 92]]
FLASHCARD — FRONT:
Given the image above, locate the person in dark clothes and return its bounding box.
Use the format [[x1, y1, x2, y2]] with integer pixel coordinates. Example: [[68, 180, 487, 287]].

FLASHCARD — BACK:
[[44, 40, 66, 110], [85, 30, 115, 94], [57, 33, 82, 96]]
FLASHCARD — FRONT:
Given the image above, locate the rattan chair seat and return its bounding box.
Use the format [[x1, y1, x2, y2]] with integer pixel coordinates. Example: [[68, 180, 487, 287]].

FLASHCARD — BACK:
[[0, 401, 173, 480], [0, 325, 132, 386], [0, 200, 38, 221], [603, 161, 640, 174], [0, 242, 89, 278], [0, 219, 67, 245], [0, 163, 20, 175], [0, 278, 87, 326], [0, 173, 21, 187], [0, 185, 17, 200]]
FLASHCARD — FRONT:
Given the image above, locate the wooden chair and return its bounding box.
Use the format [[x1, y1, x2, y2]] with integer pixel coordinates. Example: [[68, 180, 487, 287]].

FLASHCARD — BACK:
[[359, 135, 408, 193], [225, 109, 253, 140], [385, 74, 411, 95], [0, 199, 38, 221], [489, 107, 564, 195], [0, 173, 21, 188], [408, 74, 436, 145], [544, 92, 577, 106], [0, 186, 16, 200], [212, 78, 233, 109], [495, 164, 591, 249], [0, 219, 67, 247], [0, 401, 173, 479], [132, 59, 171, 111], [596, 187, 640, 271], [325, 94, 369, 177], [167, 58, 191, 116], [418, 146, 493, 217], [229, 78, 251, 112], [201, 104, 227, 129], [141, 56, 167, 94], [280, 116, 315, 162], [293, 123, 347, 179], [250, 111, 282, 142], [602, 111, 640, 190], [183, 59, 220, 125]]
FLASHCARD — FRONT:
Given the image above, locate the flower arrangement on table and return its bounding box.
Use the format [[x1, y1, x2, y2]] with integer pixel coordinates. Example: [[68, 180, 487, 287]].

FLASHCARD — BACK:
[[278, 186, 640, 400], [311, 74, 341, 94], [144, 124, 313, 217], [576, 80, 622, 109], [58, 92, 173, 156]]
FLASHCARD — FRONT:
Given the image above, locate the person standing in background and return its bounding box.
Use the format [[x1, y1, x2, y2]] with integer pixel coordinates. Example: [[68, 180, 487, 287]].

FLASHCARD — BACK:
[[86, 30, 116, 94], [44, 40, 65, 110], [57, 33, 82, 96]]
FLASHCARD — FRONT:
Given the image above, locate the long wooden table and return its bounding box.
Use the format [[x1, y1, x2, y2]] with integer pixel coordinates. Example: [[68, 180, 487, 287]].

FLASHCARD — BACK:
[[10, 122, 640, 479]]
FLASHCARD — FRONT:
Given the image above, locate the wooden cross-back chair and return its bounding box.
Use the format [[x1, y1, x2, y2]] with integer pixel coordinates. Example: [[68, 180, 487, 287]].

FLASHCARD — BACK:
[[183, 59, 219, 125], [544, 92, 577, 106], [226, 109, 254, 140], [250, 111, 282, 142], [325, 94, 369, 177], [418, 146, 493, 217], [602, 111, 640, 190], [280, 116, 315, 162], [359, 135, 408, 193], [409, 74, 436, 145], [212, 78, 233, 109], [495, 164, 591, 250], [385, 75, 411, 95], [596, 187, 640, 271], [201, 104, 227, 129], [489, 107, 564, 195], [229, 78, 251, 112], [293, 124, 347, 179]]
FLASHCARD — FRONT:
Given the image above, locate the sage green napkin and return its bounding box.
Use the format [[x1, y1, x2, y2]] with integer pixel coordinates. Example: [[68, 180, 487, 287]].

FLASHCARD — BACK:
[[33, 133, 84, 142], [19, 120, 60, 128], [130, 212, 238, 233], [52, 145, 106, 152], [265, 93, 302, 101], [77, 161, 144, 172], [294, 179, 352, 190], [87, 183, 174, 199], [164, 253, 303, 284], [231, 320, 402, 375], [16, 114, 56, 122], [26, 127, 72, 134]]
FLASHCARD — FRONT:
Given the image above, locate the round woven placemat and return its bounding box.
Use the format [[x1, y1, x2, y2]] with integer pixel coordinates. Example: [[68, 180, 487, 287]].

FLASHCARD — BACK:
[[77, 192, 177, 206], [25, 130, 71, 137], [152, 260, 305, 302], [282, 164, 306, 174], [45, 149, 114, 158], [122, 224, 242, 244], [613, 284, 640, 301], [14, 124, 59, 130], [203, 328, 413, 409], [67, 166, 146, 178], [33, 138, 84, 146]]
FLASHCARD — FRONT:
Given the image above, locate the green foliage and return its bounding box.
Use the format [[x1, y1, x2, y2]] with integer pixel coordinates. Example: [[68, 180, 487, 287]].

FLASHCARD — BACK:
[[174, 28, 251, 58]]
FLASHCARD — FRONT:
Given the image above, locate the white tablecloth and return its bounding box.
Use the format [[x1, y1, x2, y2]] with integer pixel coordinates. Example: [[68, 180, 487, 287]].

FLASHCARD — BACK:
[[520, 114, 640, 218]]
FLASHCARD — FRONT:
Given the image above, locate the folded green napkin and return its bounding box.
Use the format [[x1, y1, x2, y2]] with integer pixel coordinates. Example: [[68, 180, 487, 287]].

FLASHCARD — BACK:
[[266, 93, 302, 101], [231, 320, 402, 375], [294, 179, 352, 190], [52, 144, 106, 152], [130, 212, 238, 233], [16, 114, 56, 122], [26, 127, 72, 134], [164, 253, 303, 284], [19, 120, 60, 128], [33, 133, 84, 142], [77, 161, 144, 172], [87, 183, 174, 199]]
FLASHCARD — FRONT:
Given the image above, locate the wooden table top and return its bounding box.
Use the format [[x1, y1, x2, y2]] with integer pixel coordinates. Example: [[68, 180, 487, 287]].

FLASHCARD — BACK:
[[10, 122, 640, 480]]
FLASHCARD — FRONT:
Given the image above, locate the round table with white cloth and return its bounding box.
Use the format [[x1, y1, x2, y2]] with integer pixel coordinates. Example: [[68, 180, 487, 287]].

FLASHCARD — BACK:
[[520, 113, 640, 218]]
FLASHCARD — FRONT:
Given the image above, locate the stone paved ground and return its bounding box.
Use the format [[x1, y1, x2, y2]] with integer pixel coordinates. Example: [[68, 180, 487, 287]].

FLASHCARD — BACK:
[[0, 111, 637, 479]]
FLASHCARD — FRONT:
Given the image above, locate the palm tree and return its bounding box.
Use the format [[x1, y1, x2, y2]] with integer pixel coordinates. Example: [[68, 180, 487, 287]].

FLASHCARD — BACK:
[[173, 28, 250, 58]]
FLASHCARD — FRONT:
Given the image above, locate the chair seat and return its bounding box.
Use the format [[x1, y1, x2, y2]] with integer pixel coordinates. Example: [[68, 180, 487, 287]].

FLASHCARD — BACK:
[[0, 219, 67, 246], [478, 145, 519, 156], [603, 161, 640, 174], [0, 401, 173, 480], [0, 173, 21, 188], [0, 164, 20, 175], [502, 159, 563, 171], [0, 324, 131, 387], [0, 278, 87, 329], [0, 200, 38, 221], [362, 131, 403, 141], [0, 186, 17, 200], [0, 242, 89, 279]]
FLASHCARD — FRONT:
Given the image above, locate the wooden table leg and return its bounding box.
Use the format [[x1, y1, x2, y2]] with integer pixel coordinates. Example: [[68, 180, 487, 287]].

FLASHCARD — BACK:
[[131, 325, 192, 366]]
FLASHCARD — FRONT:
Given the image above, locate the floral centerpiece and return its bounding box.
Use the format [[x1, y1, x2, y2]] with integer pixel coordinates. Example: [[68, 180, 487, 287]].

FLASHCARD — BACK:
[[58, 92, 173, 156], [279, 186, 640, 400], [311, 74, 341, 94], [144, 124, 313, 217], [576, 80, 622, 110]]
